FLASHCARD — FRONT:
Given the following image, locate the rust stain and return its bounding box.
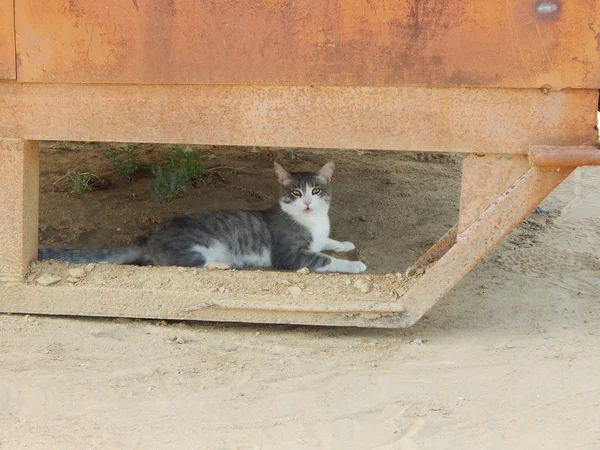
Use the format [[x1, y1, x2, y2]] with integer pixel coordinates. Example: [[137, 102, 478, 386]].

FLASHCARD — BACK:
[[12, 0, 600, 87]]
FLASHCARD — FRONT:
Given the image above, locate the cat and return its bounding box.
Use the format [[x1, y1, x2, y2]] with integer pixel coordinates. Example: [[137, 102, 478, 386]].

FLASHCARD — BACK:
[[38, 161, 367, 274]]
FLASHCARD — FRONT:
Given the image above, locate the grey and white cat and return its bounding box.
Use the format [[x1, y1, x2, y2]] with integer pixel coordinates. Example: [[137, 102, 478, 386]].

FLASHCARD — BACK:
[[38, 161, 367, 274]]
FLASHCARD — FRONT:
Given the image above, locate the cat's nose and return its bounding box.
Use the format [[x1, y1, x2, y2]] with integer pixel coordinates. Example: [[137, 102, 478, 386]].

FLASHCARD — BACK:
[[304, 201, 311, 206]]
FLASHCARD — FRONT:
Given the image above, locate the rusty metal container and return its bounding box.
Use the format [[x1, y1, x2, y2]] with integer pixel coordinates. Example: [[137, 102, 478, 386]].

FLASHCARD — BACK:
[[1, 0, 599, 327]]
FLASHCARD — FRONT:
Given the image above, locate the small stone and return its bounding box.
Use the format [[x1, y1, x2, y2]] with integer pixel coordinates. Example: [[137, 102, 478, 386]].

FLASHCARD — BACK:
[[66, 277, 81, 283], [85, 263, 96, 273], [414, 338, 423, 345], [36, 273, 62, 286], [192, 269, 198, 275], [395, 272, 404, 279], [297, 267, 310, 274], [353, 280, 372, 294], [371, 362, 378, 367], [288, 286, 302, 297], [68, 268, 86, 278], [395, 287, 407, 297], [175, 336, 185, 344], [209, 287, 218, 292], [218, 286, 226, 293], [278, 359, 285, 365], [415, 268, 425, 276], [345, 279, 351, 285], [506, 343, 515, 349], [205, 262, 231, 271]]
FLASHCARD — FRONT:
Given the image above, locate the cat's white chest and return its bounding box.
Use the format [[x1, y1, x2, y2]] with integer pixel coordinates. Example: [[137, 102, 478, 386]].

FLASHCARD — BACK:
[[295, 213, 330, 252]]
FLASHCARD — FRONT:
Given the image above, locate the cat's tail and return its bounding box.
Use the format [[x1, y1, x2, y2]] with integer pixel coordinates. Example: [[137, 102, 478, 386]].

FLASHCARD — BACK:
[[38, 246, 143, 265]]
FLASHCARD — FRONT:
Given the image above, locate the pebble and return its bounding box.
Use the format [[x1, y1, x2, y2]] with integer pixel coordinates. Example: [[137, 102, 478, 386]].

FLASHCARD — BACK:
[[218, 286, 226, 293], [506, 343, 515, 349], [175, 336, 185, 344], [288, 285, 302, 297], [395, 288, 408, 297], [85, 263, 96, 273], [414, 338, 423, 345], [68, 268, 86, 278], [345, 279, 351, 285], [354, 280, 372, 294], [66, 277, 81, 283], [296, 267, 310, 274], [205, 262, 231, 271], [371, 362, 378, 367], [36, 273, 62, 286]]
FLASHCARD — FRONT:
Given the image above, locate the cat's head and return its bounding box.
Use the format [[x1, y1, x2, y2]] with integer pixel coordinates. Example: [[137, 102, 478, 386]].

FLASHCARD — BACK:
[[274, 161, 334, 218]]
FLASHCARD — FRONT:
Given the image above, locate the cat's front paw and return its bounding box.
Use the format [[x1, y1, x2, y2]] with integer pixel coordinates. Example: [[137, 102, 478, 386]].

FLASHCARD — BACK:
[[335, 241, 356, 252], [347, 260, 367, 273]]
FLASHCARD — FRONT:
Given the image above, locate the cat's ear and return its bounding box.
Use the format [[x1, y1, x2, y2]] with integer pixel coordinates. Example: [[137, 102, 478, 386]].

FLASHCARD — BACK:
[[274, 162, 293, 186], [318, 161, 335, 183]]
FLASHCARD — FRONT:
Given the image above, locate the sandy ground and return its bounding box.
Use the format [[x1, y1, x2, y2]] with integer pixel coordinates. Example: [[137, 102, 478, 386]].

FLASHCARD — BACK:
[[1, 144, 600, 449]]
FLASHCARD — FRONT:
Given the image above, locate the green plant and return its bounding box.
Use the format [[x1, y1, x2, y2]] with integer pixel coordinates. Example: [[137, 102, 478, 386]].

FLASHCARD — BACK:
[[367, 230, 377, 240], [69, 172, 94, 194], [148, 147, 204, 201], [163, 146, 204, 180], [104, 148, 143, 182], [149, 166, 189, 201]]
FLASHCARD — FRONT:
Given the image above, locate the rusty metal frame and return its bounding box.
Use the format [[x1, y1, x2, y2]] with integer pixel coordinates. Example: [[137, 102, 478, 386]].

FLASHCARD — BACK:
[[0, 83, 597, 153], [0, 144, 593, 328], [0, 83, 598, 327]]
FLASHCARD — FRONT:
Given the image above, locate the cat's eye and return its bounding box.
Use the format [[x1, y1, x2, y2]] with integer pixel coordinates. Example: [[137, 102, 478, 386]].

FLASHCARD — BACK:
[[291, 189, 302, 197], [312, 188, 322, 195]]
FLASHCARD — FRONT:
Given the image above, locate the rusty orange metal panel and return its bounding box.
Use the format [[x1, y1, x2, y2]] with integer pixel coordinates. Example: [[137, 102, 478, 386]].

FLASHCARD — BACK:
[[0, 0, 15, 79], [0, 83, 597, 152], [14, 0, 600, 87]]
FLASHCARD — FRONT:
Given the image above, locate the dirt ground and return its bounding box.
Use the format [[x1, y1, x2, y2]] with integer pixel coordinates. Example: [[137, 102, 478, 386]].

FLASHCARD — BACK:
[[1, 143, 600, 449]]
